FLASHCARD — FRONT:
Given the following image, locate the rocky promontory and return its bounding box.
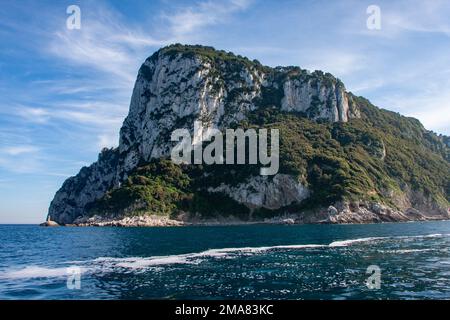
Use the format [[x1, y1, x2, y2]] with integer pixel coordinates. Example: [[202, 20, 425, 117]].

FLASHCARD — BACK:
[[46, 44, 450, 226]]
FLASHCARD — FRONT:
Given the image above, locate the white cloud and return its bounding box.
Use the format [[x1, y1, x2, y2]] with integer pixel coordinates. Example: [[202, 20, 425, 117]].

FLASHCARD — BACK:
[[110, 33, 168, 48], [97, 132, 119, 149], [47, 0, 252, 88], [376, 92, 450, 134], [347, 0, 450, 39], [2, 0, 256, 165], [0, 150, 41, 174], [38, 0, 253, 133], [15, 107, 51, 124], [164, 0, 252, 39], [386, 1, 450, 37], [50, 29, 138, 85], [1, 145, 39, 156], [14, 102, 125, 128], [232, 46, 368, 78], [302, 51, 367, 77]]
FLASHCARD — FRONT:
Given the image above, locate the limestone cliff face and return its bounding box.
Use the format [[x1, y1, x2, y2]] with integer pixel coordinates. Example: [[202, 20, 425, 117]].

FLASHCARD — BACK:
[[118, 49, 358, 163], [208, 174, 310, 210], [48, 45, 360, 224], [281, 74, 359, 122], [48, 149, 121, 224]]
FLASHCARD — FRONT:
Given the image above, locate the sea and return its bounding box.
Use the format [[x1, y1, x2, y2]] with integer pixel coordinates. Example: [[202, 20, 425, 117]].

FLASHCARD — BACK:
[[0, 221, 449, 299]]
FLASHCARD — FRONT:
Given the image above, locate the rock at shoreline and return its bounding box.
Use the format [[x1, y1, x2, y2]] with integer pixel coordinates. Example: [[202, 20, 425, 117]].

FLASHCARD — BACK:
[[73, 215, 185, 227], [39, 220, 59, 227], [61, 200, 448, 227]]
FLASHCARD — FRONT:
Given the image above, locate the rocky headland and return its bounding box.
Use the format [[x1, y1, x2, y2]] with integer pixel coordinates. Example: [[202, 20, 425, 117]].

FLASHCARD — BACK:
[[45, 44, 450, 227]]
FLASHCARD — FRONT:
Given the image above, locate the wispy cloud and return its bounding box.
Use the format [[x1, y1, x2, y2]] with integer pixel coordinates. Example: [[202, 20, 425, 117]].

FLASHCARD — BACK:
[[14, 106, 51, 124], [164, 0, 252, 39], [21, 0, 254, 149], [0, 149, 42, 174], [386, 0, 450, 37], [1, 145, 39, 156], [97, 132, 119, 149], [0, 0, 255, 176], [345, 0, 450, 39], [0, 144, 42, 177], [13, 103, 121, 125], [301, 51, 367, 77], [376, 91, 450, 133], [47, 0, 252, 87], [49, 28, 142, 86]]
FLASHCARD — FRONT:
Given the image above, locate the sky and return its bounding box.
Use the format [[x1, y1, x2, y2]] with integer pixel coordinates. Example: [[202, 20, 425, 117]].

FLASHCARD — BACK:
[[0, 0, 449, 223]]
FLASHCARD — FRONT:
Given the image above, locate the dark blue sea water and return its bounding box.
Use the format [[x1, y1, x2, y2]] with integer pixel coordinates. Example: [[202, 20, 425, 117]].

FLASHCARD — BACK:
[[0, 221, 449, 300]]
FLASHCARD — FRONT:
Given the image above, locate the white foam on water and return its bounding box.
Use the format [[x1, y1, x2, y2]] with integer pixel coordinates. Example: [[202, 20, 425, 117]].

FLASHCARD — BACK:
[[328, 233, 450, 248], [328, 237, 387, 247], [2, 233, 448, 277], [92, 244, 327, 269], [0, 265, 85, 280], [379, 248, 437, 254], [200, 244, 326, 255], [391, 249, 434, 254], [115, 255, 194, 268], [400, 233, 449, 239]]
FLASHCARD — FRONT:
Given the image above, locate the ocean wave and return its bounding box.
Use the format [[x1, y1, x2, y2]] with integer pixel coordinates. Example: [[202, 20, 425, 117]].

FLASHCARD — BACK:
[[1, 233, 448, 278], [398, 233, 449, 239], [381, 249, 435, 254], [88, 233, 450, 270], [93, 244, 328, 269], [328, 237, 387, 247], [0, 265, 85, 280]]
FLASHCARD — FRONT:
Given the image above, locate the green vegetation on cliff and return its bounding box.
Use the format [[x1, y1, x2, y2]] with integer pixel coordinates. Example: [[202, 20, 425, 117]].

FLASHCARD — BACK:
[[87, 95, 449, 220], [87, 159, 250, 219]]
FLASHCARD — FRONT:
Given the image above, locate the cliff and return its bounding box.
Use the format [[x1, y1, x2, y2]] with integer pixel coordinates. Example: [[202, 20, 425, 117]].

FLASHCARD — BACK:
[[48, 44, 450, 225]]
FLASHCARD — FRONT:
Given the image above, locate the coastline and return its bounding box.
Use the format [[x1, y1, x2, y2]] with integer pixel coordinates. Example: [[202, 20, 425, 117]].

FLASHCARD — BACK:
[[47, 202, 449, 227], [66, 215, 295, 227]]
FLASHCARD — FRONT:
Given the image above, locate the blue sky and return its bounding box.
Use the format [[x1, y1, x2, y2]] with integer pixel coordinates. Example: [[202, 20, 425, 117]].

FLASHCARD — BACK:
[[1, 0, 449, 223]]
